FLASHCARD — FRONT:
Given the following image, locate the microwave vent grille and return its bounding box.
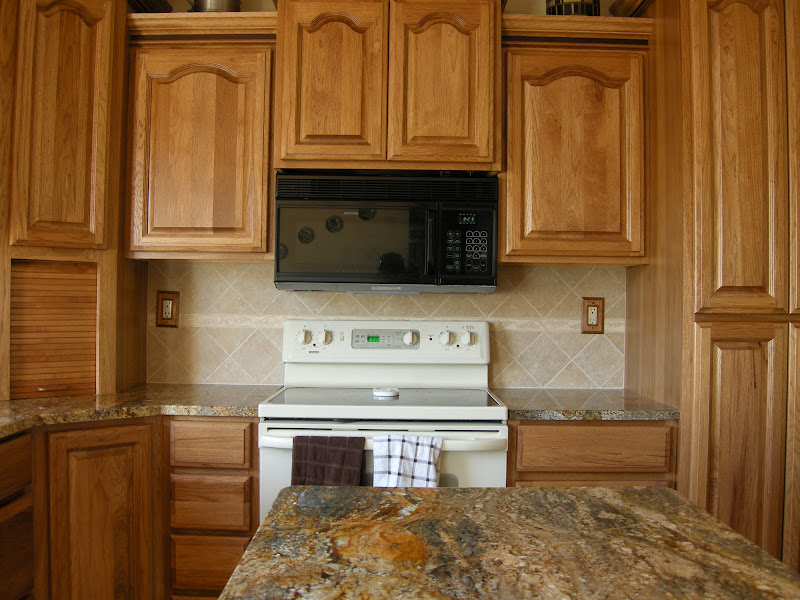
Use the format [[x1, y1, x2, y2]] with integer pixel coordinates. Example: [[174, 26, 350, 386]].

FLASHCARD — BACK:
[[276, 175, 497, 203]]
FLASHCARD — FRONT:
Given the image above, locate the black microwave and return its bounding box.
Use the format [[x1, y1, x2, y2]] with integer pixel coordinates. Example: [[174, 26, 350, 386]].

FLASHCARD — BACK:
[[274, 172, 497, 294]]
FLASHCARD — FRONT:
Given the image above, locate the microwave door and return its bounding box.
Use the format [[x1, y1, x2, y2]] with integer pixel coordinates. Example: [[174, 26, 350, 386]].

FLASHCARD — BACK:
[[275, 202, 437, 288]]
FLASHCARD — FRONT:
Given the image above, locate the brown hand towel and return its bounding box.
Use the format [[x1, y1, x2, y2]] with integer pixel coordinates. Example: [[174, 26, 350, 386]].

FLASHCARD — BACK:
[[291, 436, 366, 486]]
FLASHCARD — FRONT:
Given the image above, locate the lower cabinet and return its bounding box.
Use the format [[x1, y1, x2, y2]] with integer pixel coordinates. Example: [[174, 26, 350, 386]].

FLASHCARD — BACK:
[[507, 421, 677, 488], [48, 421, 158, 599], [166, 417, 259, 598], [0, 433, 34, 600]]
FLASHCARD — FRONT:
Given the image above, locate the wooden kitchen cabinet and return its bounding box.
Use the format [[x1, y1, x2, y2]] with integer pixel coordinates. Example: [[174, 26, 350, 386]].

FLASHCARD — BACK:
[[128, 43, 271, 255], [275, 0, 500, 169], [9, 0, 126, 249], [48, 421, 159, 599], [166, 417, 258, 598], [0, 433, 34, 600], [507, 421, 676, 488], [503, 45, 645, 262], [687, 321, 788, 558]]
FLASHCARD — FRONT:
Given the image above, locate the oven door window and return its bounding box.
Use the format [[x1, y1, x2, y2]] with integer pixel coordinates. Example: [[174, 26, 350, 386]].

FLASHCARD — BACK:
[[276, 203, 435, 281]]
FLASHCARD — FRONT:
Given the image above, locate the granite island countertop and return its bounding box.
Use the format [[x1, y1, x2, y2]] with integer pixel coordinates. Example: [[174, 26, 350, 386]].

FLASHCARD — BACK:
[[220, 486, 799, 600]]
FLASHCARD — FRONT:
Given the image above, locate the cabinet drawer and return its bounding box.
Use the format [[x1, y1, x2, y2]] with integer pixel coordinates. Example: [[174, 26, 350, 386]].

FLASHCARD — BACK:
[[171, 534, 249, 591], [170, 419, 252, 469], [0, 433, 31, 501], [171, 473, 251, 531], [517, 424, 673, 473]]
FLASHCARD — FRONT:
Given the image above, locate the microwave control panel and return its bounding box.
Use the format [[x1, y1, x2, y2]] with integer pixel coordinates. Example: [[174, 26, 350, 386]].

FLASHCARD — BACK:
[[440, 207, 496, 279]]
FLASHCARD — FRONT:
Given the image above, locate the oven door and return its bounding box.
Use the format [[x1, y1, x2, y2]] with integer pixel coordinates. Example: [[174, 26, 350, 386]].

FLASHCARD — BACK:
[[258, 421, 508, 520], [275, 200, 437, 291]]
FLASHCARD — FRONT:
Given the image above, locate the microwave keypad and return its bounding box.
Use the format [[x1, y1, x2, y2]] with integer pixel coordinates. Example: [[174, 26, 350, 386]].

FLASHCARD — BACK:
[[445, 230, 462, 272], [446, 229, 489, 273]]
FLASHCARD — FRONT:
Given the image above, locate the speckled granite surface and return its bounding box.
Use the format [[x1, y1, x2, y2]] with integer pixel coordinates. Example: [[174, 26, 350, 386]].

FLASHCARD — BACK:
[[494, 388, 680, 421], [0, 384, 280, 440], [221, 486, 799, 600]]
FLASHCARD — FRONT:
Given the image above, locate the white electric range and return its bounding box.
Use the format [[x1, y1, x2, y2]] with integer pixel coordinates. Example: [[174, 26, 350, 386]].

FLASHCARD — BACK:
[[257, 319, 508, 519]]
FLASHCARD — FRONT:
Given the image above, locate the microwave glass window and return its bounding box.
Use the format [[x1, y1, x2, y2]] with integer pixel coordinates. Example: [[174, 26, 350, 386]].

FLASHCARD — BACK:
[[278, 207, 429, 277]]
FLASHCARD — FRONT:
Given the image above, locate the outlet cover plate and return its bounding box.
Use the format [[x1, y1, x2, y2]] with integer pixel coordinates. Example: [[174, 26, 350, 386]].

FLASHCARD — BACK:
[[156, 290, 180, 328], [581, 297, 604, 334]]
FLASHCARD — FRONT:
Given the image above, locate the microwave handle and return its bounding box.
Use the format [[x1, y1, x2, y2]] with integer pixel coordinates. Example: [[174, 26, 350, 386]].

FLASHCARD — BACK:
[[259, 434, 506, 452]]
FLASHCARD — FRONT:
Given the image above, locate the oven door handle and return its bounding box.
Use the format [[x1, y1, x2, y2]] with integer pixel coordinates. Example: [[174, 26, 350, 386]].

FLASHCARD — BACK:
[[259, 434, 506, 452]]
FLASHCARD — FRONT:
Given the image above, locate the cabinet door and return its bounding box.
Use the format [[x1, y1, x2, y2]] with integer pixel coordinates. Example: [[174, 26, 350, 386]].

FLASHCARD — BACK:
[[49, 424, 154, 599], [129, 46, 270, 253], [277, 0, 388, 161], [10, 0, 125, 249], [691, 0, 788, 314], [504, 48, 645, 259], [387, 0, 498, 164], [689, 321, 787, 558], [788, 0, 799, 316], [785, 322, 800, 568]]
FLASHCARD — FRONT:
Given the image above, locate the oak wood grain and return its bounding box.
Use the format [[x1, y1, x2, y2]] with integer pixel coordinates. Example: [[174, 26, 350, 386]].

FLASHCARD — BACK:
[[504, 46, 645, 259], [501, 13, 653, 39], [48, 423, 156, 599], [0, 433, 31, 503], [170, 418, 252, 469], [171, 535, 249, 592], [129, 45, 271, 253], [128, 12, 278, 37], [170, 473, 252, 532], [387, 0, 498, 164], [690, 321, 788, 558], [0, 496, 34, 600], [788, 0, 799, 316], [784, 323, 800, 568], [692, 0, 788, 314]]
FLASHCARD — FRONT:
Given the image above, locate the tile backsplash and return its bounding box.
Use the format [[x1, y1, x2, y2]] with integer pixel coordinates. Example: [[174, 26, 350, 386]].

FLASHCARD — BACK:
[[147, 263, 625, 388]]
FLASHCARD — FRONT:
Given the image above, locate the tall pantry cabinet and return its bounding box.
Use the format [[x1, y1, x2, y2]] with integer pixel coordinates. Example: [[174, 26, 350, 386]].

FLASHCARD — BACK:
[[624, 0, 798, 564]]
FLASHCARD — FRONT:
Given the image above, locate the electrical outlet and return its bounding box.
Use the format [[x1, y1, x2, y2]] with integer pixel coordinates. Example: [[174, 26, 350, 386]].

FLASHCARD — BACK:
[[156, 291, 180, 328], [581, 297, 604, 334]]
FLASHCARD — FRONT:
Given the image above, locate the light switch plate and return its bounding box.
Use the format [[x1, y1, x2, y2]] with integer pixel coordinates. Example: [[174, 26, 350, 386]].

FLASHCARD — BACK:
[[156, 291, 180, 328]]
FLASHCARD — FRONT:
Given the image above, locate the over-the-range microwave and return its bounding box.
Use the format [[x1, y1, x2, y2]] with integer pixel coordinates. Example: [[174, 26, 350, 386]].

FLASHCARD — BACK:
[[274, 172, 498, 294]]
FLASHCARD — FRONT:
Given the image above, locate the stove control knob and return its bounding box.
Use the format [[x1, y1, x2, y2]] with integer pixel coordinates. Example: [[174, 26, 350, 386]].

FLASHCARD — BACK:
[[296, 329, 312, 345], [321, 330, 333, 345], [439, 330, 454, 346], [460, 331, 474, 346], [402, 331, 417, 346]]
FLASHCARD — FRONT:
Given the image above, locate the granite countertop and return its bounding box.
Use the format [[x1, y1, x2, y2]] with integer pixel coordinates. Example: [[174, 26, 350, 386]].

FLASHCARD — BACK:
[[220, 486, 800, 600], [0, 383, 280, 440], [493, 388, 680, 421]]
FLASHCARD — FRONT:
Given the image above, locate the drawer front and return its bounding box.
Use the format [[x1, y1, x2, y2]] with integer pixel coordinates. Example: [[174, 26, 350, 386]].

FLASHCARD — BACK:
[[515, 479, 671, 488], [0, 434, 32, 501], [171, 473, 251, 531], [0, 500, 34, 600], [517, 424, 673, 473], [171, 534, 249, 591], [170, 419, 252, 469]]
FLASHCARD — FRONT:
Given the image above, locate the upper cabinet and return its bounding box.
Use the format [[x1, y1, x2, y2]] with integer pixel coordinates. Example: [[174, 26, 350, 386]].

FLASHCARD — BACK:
[[127, 42, 272, 255], [503, 43, 646, 263], [9, 0, 126, 249], [276, 0, 500, 170]]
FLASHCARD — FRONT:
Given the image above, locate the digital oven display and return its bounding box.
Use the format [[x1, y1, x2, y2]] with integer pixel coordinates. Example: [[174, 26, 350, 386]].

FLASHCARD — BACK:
[[367, 336, 380, 343]]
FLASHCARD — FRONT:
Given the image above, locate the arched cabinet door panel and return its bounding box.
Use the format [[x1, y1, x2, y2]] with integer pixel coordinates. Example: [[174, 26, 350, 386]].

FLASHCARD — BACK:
[[128, 46, 271, 253], [504, 47, 645, 259], [10, 0, 126, 249]]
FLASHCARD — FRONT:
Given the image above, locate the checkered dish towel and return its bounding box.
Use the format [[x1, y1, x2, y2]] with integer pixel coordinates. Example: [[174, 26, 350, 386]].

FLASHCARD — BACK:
[[372, 435, 443, 488]]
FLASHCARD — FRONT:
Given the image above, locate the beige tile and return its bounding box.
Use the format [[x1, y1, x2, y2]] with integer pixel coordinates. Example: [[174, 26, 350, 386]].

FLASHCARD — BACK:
[[237, 264, 281, 312], [150, 325, 196, 355], [208, 288, 257, 315], [491, 328, 541, 358], [260, 362, 285, 385], [517, 268, 572, 317], [147, 268, 171, 313], [158, 262, 192, 288], [572, 267, 625, 307], [430, 295, 483, 319], [373, 295, 428, 318], [317, 294, 370, 317], [231, 331, 283, 383], [146, 331, 171, 380], [261, 327, 285, 349], [608, 266, 627, 286], [547, 363, 595, 388], [497, 264, 532, 289], [602, 366, 625, 388], [607, 332, 625, 353], [294, 291, 336, 314], [172, 329, 228, 381], [517, 334, 571, 385], [488, 351, 513, 383], [552, 266, 593, 288], [606, 296, 626, 319], [211, 262, 257, 286], [489, 294, 539, 319], [467, 288, 510, 317], [351, 294, 390, 315], [207, 327, 255, 354], [548, 331, 593, 360], [206, 357, 256, 384], [491, 361, 539, 388], [573, 336, 624, 387], [148, 356, 193, 384], [263, 292, 314, 316], [547, 291, 583, 319], [180, 263, 230, 314], [409, 294, 448, 316]]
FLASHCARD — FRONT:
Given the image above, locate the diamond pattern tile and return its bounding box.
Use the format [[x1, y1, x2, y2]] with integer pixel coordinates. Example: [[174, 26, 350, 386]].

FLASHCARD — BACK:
[[147, 262, 627, 388]]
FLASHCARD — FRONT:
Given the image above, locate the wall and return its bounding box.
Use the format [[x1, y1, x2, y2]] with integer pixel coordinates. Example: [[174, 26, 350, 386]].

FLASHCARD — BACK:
[[147, 263, 625, 388]]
